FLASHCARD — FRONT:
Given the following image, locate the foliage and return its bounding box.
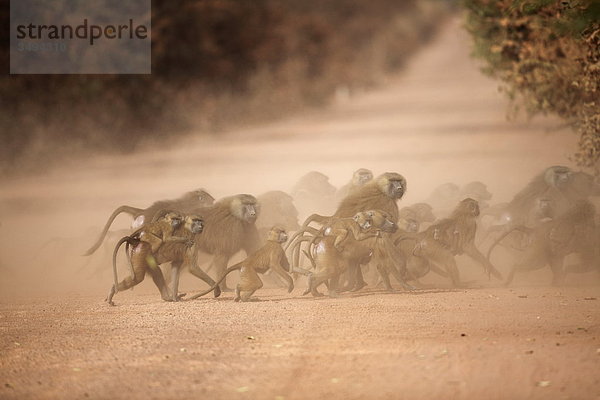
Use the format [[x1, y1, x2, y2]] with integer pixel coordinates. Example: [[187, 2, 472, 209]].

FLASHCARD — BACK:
[[462, 0, 600, 173]]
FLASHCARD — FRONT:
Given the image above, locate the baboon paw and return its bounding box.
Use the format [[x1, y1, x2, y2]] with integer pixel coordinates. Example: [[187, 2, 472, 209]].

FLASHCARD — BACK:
[[234, 296, 241, 302], [213, 288, 222, 298], [302, 289, 310, 296], [287, 285, 294, 293]]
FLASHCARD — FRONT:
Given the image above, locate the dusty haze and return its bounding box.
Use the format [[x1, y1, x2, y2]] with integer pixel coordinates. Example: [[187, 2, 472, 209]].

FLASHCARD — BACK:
[[0, 18, 598, 400]]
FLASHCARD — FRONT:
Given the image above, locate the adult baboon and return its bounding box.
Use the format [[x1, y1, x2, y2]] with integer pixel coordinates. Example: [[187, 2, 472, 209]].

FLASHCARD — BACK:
[[106, 213, 200, 306], [256, 191, 300, 240], [303, 210, 402, 297], [335, 168, 374, 201], [291, 171, 337, 219], [188, 227, 293, 301], [489, 200, 597, 286], [84, 188, 214, 256], [190, 194, 261, 291], [397, 198, 502, 287], [398, 202, 436, 231]]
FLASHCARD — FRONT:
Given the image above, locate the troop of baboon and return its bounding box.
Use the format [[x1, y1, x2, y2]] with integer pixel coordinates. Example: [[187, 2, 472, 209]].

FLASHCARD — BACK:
[[84, 166, 600, 305]]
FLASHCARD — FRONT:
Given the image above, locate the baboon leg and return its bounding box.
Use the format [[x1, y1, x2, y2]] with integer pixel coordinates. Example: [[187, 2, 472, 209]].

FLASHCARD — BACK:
[[377, 264, 394, 291], [464, 243, 503, 280], [304, 271, 329, 297], [147, 265, 171, 301], [189, 263, 221, 298], [340, 262, 360, 292], [235, 267, 263, 302], [168, 261, 182, 301], [425, 247, 461, 287], [503, 266, 516, 287], [353, 266, 368, 292], [387, 262, 415, 291], [106, 255, 148, 305], [212, 253, 233, 292], [328, 273, 341, 298], [550, 257, 566, 286]]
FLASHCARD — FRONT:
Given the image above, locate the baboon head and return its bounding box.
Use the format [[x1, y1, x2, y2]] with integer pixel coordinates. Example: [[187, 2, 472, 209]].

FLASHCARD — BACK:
[[366, 209, 398, 233], [376, 172, 406, 200], [537, 197, 554, 218], [411, 203, 436, 223], [461, 181, 492, 201], [352, 211, 373, 231], [230, 194, 260, 224], [165, 212, 184, 229], [268, 226, 288, 244], [456, 198, 480, 217], [404, 218, 420, 233], [544, 166, 572, 189], [352, 168, 374, 186], [295, 171, 336, 196], [185, 214, 204, 234]]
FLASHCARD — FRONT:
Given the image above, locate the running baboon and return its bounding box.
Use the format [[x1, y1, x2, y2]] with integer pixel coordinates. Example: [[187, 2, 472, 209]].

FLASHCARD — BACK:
[[190, 194, 261, 291], [106, 213, 197, 306], [325, 211, 379, 251], [399, 198, 502, 286], [155, 214, 220, 301], [335, 168, 374, 201], [84, 189, 214, 256], [489, 200, 597, 286], [256, 191, 300, 240], [188, 227, 293, 301], [303, 210, 401, 297]]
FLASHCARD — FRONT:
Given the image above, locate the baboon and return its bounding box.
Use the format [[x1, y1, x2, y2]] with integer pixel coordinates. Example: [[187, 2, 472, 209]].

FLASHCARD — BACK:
[[136, 211, 188, 253], [155, 214, 221, 301], [84, 189, 214, 256], [303, 210, 401, 297], [291, 171, 337, 219], [335, 168, 374, 201], [460, 181, 493, 209], [190, 194, 261, 291], [188, 227, 293, 301], [398, 198, 502, 287], [106, 213, 197, 306], [398, 202, 436, 231], [256, 191, 300, 240], [488, 200, 597, 286], [324, 211, 379, 251], [292, 172, 407, 289]]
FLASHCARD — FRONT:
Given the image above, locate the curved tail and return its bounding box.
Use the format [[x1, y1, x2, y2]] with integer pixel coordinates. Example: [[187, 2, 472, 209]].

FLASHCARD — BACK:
[[187, 262, 243, 300], [112, 236, 134, 293], [486, 225, 532, 263], [83, 205, 143, 256]]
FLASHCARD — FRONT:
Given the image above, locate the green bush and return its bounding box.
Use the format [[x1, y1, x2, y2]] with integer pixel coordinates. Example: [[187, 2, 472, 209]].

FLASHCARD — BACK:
[[463, 0, 600, 173]]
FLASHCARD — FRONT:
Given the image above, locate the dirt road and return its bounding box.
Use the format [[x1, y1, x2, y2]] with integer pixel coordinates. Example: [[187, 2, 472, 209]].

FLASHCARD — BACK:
[[0, 18, 598, 400]]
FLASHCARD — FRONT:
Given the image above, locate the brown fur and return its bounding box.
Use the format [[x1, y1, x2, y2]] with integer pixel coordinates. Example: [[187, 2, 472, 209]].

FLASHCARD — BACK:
[[333, 172, 406, 222], [189, 194, 261, 291], [106, 214, 203, 305], [188, 227, 293, 301], [401, 198, 502, 286], [336, 168, 374, 200], [490, 200, 597, 286], [256, 191, 300, 240], [84, 189, 214, 256]]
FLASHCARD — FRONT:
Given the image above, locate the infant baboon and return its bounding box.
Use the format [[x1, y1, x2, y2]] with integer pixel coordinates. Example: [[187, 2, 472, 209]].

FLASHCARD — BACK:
[[188, 227, 293, 302], [84, 189, 214, 256], [324, 211, 379, 252]]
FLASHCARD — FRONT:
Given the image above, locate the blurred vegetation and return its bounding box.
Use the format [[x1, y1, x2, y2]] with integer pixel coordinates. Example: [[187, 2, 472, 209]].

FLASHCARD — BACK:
[[0, 0, 450, 175], [463, 0, 600, 174]]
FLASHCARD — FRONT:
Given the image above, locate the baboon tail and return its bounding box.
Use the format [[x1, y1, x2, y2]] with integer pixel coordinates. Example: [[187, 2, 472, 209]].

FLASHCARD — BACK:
[[187, 263, 243, 300], [112, 236, 133, 294], [486, 225, 532, 262], [83, 205, 142, 256]]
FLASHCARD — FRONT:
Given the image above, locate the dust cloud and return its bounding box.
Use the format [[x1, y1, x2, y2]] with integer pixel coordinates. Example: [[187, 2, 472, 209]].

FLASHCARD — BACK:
[[0, 19, 587, 299]]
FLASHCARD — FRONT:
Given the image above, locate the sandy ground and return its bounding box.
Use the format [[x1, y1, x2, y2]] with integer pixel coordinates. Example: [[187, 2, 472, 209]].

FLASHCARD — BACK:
[[0, 17, 599, 400]]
